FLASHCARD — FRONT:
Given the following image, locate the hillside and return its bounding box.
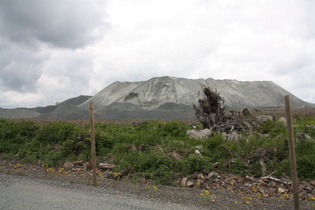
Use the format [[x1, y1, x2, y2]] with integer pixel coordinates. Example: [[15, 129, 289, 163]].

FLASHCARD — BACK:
[[0, 76, 314, 120], [79, 76, 312, 110]]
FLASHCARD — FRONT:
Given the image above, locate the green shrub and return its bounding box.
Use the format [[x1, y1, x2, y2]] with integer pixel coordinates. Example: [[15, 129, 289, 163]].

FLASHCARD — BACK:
[[296, 139, 315, 154], [35, 122, 78, 144], [203, 134, 231, 161], [1, 116, 315, 182], [151, 164, 173, 185], [184, 154, 210, 174], [204, 134, 224, 150], [296, 155, 315, 180], [96, 132, 115, 156], [157, 121, 190, 138], [258, 119, 287, 138], [18, 139, 43, 164], [112, 148, 174, 184], [294, 115, 315, 125], [229, 159, 248, 176], [134, 121, 162, 132], [135, 151, 170, 172], [0, 120, 39, 153], [293, 116, 315, 138], [294, 139, 315, 180]]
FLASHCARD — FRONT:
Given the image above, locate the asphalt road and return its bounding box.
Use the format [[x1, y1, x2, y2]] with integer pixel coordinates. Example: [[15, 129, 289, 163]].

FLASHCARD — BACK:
[[0, 174, 197, 210]]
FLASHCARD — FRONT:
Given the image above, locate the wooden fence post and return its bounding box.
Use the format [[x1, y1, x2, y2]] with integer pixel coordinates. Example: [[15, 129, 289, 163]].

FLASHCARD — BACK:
[[89, 102, 97, 186], [284, 95, 299, 210]]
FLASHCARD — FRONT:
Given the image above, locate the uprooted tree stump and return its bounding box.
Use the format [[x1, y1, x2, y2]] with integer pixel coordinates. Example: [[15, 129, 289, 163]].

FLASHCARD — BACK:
[[193, 86, 257, 135], [193, 86, 225, 130], [192, 87, 274, 176]]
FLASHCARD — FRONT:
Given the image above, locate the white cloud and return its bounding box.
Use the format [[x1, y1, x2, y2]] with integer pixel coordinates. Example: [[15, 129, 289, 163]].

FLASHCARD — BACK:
[[0, 0, 315, 108], [0, 91, 43, 108]]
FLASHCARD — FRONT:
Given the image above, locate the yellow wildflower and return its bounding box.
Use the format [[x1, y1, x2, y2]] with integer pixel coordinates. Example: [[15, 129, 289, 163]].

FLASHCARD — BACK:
[[113, 172, 122, 178], [58, 168, 65, 173], [46, 167, 55, 173], [242, 196, 252, 204], [200, 190, 210, 196]]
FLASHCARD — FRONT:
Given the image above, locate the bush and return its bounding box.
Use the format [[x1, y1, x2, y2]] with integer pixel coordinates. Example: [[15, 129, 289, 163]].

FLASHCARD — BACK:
[[0, 120, 39, 153], [1, 117, 315, 182], [157, 121, 190, 138], [184, 154, 210, 174], [296, 155, 315, 180], [230, 159, 248, 176], [19, 139, 42, 164], [203, 134, 231, 161], [96, 132, 115, 156], [258, 119, 287, 138], [294, 115, 315, 138], [35, 122, 78, 144], [204, 134, 224, 150]]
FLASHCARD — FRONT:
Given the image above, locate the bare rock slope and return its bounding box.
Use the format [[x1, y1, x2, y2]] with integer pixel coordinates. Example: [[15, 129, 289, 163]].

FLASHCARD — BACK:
[[1, 77, 314, 120], [80, 76, 312, 110], [77, 76, 313, 120]]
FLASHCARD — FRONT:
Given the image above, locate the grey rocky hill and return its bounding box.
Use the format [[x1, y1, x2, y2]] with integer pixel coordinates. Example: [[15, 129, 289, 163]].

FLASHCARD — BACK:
[[1, 76, 314, 120]]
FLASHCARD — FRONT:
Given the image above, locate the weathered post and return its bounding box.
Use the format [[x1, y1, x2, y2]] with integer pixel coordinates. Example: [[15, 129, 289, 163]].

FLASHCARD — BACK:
[[89, 102, 97, 186], [284, 95, 299, 210]]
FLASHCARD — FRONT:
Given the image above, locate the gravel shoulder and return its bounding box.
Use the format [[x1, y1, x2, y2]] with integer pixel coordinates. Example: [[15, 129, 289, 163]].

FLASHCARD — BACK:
[[0, 173, 196, 210], [0, 164, 313, 210]]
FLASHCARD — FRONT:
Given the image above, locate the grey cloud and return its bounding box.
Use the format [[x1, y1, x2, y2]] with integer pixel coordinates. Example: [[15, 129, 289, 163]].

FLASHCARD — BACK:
[[0, 44, 44, 92], [0, 0, 110, 92], [0, 0, 110, 49]]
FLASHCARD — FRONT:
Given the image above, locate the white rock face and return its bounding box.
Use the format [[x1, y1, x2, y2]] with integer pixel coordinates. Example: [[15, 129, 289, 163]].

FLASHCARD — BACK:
[[79, 76, 313, 111]]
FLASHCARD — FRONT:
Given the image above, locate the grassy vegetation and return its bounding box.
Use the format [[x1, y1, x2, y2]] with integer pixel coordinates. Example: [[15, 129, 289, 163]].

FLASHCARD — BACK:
[[0, 116, 315, 185]]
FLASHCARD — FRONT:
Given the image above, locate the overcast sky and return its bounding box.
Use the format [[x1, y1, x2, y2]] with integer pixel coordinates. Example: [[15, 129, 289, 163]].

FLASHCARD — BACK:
[[0, 0, 315, 108]]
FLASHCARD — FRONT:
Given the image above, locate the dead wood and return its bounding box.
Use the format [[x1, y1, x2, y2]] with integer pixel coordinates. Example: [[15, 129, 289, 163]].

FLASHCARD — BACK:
[[193, 86, 261, 138], [193, 87, 225, 129], [98, 163, 116, 170], [261, 175, 292, 186]]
